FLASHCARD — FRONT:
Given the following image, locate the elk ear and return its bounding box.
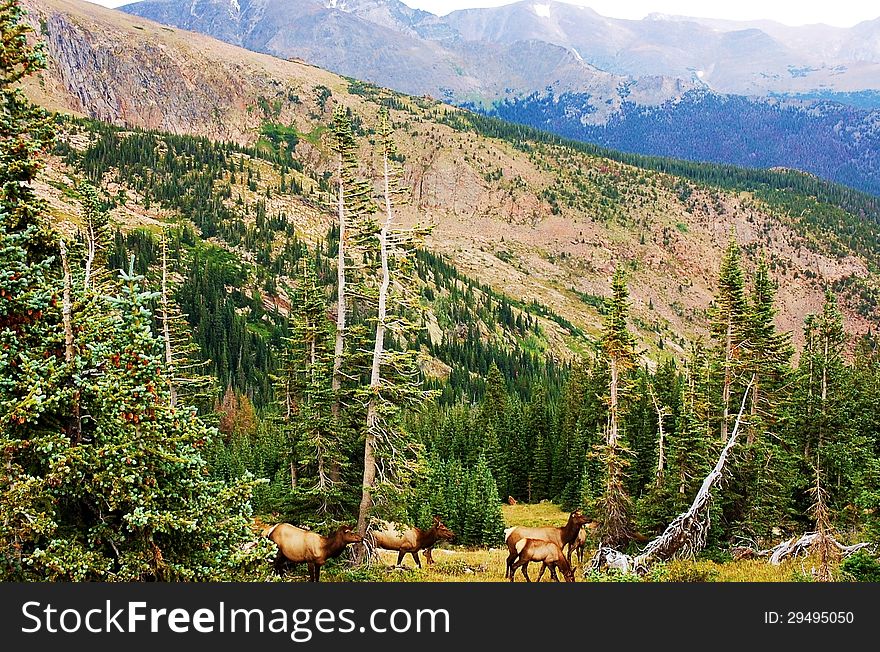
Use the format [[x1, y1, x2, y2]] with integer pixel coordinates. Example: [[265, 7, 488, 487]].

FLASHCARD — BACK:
[[433, 515, 441, 524]]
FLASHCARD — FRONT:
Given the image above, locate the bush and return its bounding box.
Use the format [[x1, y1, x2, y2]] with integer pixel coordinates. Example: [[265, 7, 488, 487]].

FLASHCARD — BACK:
[[584, 569, 643, 582], [661, 561, 720, 582], [840, 552, 880, 582]]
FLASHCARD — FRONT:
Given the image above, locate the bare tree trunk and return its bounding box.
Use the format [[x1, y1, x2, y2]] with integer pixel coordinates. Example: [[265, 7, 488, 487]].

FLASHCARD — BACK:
[[356, 146, 394, 561], [721, 320, 732, 442], [159, 232, 177, 408], [330, 158, 347, 484], [84, 218, 96, 292], [60, 240, 81, 444], [593, 377, 756, 574], [608, 357, 619, 447], [650, 387, 666, 485]]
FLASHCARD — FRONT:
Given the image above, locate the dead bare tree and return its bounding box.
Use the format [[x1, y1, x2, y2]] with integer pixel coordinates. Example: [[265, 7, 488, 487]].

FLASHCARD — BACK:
[[649, 385, 669, 486], [592, 375, 755, 574]]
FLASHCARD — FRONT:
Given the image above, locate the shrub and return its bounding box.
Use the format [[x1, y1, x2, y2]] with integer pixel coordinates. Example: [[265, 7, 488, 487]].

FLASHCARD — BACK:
[[840, 552, 880, 582]]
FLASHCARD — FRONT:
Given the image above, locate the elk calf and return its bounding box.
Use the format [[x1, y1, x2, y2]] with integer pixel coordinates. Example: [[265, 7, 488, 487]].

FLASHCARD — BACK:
[[505, 509, 589, 578], [510, 538, 575, 582], [264, 523, 361, 582]]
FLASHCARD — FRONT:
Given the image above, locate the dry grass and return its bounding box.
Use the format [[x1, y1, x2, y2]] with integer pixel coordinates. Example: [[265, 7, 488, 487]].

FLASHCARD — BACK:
[[315, 503, 814, 582]]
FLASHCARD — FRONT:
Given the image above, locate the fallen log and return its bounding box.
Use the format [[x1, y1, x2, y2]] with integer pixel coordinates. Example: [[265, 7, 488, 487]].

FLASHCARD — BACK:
[[763, 533, 873, 565]]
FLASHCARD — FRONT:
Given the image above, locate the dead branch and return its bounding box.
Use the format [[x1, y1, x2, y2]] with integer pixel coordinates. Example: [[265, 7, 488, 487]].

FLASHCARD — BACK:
[[592, 376, 755, 574]]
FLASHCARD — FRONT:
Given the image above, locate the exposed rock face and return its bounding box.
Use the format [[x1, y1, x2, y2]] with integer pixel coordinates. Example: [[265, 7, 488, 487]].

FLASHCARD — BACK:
[[23, 0, 337, 142]]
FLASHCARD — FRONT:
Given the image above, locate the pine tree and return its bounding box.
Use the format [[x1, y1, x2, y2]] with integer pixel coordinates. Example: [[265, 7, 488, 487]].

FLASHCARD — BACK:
[[0, 0, 54, 249], [354, 111, 432, 558], [1, 12, 259, 580], [273, 259, 343, 518], [597, 267, 638, 546], [710, 238, 749, 442], [736, 259, 798, 536]]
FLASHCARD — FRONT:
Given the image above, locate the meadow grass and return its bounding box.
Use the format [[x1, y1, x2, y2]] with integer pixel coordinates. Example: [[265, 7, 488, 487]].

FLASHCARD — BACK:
[[315, 502, 820, 582]]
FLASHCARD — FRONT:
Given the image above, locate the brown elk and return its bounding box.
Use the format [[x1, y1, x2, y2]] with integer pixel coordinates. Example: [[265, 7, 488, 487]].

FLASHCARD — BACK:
[[566, 520, 600, 565], [263, 523, 361, 582], [371, 516, 455, 568], [509, 538, 575, 582], [505, 509, 589, 578]]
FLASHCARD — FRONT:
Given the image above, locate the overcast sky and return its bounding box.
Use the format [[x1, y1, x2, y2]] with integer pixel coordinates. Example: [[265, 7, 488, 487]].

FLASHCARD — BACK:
[[88, 0, 879, 28]]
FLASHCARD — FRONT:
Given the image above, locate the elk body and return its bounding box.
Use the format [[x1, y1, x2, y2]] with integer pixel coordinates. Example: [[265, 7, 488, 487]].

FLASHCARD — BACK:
[[509, 538, 575, 582], [505, 510, 589, 578], [371, 516, 455, 568], [566, 520, 599, 565], [264, 523, 361, 582]]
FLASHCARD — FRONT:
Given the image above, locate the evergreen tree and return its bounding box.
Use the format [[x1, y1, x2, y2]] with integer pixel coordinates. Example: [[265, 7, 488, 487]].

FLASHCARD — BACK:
[[273, 259, 345, 520], [736, 259, 798, 535], [597, 267, 638, 546], [710, 238, 749, 442], [0, 11, 258, 580]]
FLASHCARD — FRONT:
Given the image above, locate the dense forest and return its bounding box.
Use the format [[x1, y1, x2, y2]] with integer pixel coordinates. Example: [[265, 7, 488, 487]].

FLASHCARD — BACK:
[[469, 89, 880, 196], [2, 3, 880, 582]]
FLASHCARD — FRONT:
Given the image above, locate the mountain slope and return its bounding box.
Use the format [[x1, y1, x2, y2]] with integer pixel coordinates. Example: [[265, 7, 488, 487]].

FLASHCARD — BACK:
[[23, 0, 880, 353]]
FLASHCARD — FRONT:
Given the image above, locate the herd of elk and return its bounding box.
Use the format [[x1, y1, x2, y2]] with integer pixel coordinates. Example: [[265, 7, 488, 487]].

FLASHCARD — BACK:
[[262, 509, 597, 583], [504, 509, 592, 579], [263, 522, 362, 582], [370, 516, 456, 568]]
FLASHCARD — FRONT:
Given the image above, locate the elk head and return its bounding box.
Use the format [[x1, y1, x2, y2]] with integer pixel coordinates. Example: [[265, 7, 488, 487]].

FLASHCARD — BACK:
[[433, 516, 455, 541], [571, 509, 590, 528], [336, 525, 363, 544]]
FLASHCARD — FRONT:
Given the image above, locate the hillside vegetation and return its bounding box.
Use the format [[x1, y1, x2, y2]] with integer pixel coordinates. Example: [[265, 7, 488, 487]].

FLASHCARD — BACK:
[[23, 0, 880, 354]]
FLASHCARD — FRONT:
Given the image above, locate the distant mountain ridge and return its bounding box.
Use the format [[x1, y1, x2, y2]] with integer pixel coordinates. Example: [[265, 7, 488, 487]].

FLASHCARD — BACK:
[[116, 0, 880, 194], [478, 90, 880, 195], [121, 0, 880, 100], [20, 0, 880, 352]]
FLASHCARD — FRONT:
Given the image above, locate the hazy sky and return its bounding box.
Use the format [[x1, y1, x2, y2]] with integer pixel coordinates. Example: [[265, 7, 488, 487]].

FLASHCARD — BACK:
[[88, 0, 878, 28]]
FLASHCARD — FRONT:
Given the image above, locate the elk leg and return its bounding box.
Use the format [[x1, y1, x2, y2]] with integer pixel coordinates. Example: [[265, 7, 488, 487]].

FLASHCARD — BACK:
[[536, 563, 547, 582], [412, 552, 421, 568], [549, 564, 560, 582], [423, 548, 434, 565], [396, 550, 406, 567], [505, 551, 518, 578], [314, 564, 321, 583], [520, 562, 532, 582], [307, 562, 316, 582], [272, 550, 288, 576], [578, 546, 585, 565]]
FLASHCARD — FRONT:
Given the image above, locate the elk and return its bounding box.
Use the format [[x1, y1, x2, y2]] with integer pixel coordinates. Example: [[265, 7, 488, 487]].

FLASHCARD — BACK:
[[566, 520, 600, 565], [371, 516, 455, 568], [509, 538, 575, 582], [263, 523, 361, 582], [505, 509, 589, 578]]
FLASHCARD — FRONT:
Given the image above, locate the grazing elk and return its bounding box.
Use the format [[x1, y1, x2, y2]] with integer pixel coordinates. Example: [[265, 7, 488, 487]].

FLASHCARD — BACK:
[[371, 516, 455, 568], [509, 539, 575, 582], [263, 523, 361, 582], [505, 509, 590, 578]]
